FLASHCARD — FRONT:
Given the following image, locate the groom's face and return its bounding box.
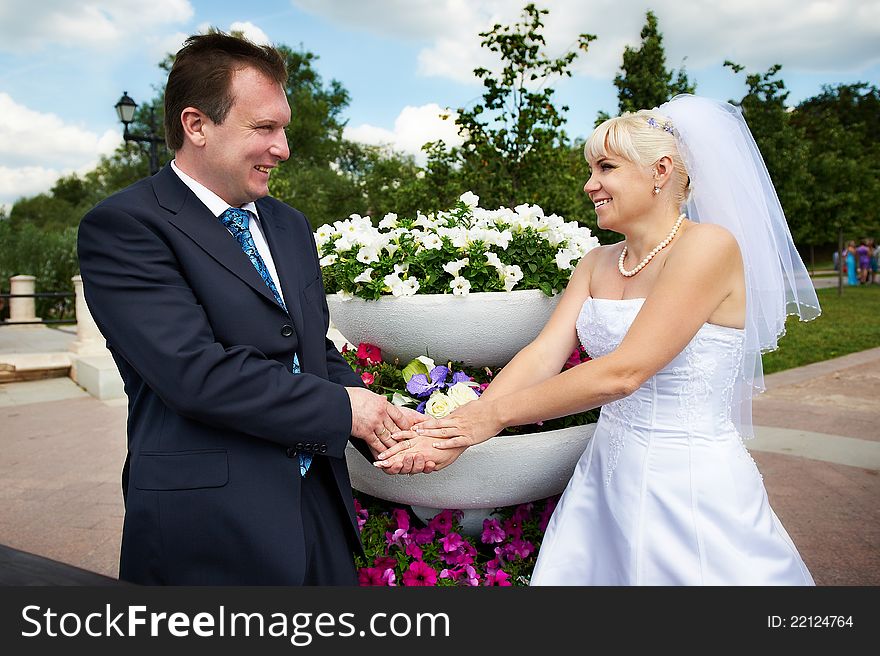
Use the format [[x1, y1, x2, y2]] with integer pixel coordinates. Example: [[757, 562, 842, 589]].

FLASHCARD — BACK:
[[200, 66, 291, 207]]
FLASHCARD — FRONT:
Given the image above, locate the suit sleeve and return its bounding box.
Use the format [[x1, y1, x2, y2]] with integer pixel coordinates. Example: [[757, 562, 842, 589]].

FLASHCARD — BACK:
[[78, 204, 355, 457]]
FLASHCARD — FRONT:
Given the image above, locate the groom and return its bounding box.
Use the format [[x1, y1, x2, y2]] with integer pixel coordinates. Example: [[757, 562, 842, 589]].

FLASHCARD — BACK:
[[77, 32, 419, 585]]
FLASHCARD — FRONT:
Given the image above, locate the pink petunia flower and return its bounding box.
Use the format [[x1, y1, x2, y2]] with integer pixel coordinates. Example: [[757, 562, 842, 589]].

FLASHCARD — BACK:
[[361, 372, 375, 385], [503, 517, 523, 540], [411, 527, 436, 545], [440, 532, 465, 553], [402, 561, 437, 586], [373, 556, 396, 571], [405, 542, 423, 560]]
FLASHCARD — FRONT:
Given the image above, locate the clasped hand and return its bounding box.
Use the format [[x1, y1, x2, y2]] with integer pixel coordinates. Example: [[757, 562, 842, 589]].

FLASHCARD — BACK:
[[373, 399, 501, 475]]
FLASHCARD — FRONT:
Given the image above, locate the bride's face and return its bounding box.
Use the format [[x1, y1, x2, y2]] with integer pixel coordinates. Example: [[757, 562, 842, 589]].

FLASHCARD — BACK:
[[584, 151, 654, 231]]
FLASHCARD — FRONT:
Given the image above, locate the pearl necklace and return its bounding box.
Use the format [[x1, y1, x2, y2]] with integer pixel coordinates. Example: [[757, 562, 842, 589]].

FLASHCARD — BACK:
[[618, 213, 686, 277]]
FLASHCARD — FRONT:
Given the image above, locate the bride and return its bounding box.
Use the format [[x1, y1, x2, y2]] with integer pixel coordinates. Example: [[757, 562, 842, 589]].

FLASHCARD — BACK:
[[376, 95, 820, 585]]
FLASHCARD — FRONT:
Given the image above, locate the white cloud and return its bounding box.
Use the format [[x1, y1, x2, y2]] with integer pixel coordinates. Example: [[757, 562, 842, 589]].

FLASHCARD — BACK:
[[292, 0, 880, 82], [229, 21, 272, 45], [0, 0, 194, 52], [344, 103, 463, 163], [0, 93, 121, 206]]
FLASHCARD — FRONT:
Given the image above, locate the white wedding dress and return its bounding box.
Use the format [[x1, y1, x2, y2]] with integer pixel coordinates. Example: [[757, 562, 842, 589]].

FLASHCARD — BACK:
[[530, 297, 814, 586]]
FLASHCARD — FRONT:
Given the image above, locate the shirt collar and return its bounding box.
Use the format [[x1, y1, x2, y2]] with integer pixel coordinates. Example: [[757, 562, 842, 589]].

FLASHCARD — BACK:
[[170, 159, 259, 218]]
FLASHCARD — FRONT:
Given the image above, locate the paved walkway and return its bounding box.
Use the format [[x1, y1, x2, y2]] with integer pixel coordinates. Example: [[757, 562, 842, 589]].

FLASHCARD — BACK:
[[1, 334, 878, 585]]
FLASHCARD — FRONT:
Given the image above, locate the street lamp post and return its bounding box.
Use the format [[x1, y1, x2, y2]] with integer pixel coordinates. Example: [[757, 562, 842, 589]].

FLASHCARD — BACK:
[[115, 91, 163, 175]]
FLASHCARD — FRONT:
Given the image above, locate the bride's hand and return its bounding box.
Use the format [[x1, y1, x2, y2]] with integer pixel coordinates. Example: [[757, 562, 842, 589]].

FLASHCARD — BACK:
[[383, 399, 502, 454], [373, 435, 465, 473]]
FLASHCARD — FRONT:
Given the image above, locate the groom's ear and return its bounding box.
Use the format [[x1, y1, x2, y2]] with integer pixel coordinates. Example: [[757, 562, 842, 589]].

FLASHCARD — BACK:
[[180, 107, 208, 148]]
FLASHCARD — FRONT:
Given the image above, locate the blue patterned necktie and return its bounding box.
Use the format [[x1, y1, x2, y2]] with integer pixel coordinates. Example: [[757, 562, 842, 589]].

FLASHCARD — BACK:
[[219, 207, 312, 476]]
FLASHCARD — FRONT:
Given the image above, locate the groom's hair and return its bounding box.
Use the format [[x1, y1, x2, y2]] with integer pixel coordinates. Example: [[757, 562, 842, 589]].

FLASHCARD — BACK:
[[164, 31, 287, 151]]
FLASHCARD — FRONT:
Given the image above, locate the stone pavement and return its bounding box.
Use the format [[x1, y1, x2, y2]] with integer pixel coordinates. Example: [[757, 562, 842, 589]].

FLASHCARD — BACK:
[[0, 333, 878, 584]]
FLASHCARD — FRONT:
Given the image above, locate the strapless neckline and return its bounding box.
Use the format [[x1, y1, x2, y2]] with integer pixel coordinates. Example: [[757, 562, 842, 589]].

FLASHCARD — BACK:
[[583, 296, 744, 334]]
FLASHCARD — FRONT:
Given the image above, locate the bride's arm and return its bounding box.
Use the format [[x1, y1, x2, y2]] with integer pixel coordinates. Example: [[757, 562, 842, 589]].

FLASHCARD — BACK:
[[477, 247, 598, 403], [379, 224, 743, 457]]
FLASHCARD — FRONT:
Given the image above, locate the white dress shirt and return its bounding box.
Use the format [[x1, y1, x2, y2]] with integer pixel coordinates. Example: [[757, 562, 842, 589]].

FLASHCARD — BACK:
[[170, 160, 287, 308]]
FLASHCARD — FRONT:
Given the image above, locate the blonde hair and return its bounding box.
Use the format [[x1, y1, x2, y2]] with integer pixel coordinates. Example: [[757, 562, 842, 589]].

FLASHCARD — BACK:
[[585, 109, 691, 208]]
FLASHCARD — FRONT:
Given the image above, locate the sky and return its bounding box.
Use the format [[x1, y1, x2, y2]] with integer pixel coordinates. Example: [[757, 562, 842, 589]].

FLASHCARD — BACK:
[[0, 0, 878, 209]]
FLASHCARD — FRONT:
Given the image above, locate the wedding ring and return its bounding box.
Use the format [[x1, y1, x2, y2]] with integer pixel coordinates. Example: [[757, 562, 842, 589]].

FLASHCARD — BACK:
[[379, 427, 389, 436]]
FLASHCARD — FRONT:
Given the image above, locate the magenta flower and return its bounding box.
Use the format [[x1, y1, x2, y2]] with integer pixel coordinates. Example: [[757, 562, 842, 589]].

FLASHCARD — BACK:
[[380, 568, 397, 586], [503, 517, 523, 540], [429, 509, 459, 535], [539, 497, 558, 531], [508, 539, 535, 560], [391, 508, 410, 533], [361, 371, 375, 385], [402, 561, 437, 586], [353, 498, 369, 531], [385, 528, 408, 548], [440, 532, 465, 553], [411, 526, 436, 545], [481, 518, 506, 544], [405, 542, 423, 560], [358, 567, 386, 586], [512, 503, 533, 524], [441, 564, 479, 586], [485, 570, 512, 586], [373, 556, 396, 571]]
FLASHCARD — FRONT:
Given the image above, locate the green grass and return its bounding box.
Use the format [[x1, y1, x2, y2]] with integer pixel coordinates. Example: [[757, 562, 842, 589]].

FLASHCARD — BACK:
[[762, 285, 880, 375]]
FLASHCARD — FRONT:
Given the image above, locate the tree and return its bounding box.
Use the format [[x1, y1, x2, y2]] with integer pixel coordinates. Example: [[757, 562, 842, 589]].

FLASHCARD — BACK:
[[422, 3, 596, 226], [724, 62, 813, 251], [610, 11, 695, 116], [791, 83, 880, 247]]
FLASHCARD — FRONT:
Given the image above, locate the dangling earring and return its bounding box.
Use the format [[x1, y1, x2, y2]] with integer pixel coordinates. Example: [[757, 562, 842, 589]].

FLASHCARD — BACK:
[[652, 185, 661, 195]]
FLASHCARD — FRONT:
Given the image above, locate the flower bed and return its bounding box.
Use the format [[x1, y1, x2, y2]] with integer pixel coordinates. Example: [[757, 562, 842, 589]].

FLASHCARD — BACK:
[[354, 493, 559, 586]]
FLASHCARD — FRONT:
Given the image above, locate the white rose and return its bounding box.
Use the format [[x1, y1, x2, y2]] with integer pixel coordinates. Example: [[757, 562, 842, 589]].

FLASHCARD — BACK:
[[446, 382, 479, 406], [425, 392, 457, 418]]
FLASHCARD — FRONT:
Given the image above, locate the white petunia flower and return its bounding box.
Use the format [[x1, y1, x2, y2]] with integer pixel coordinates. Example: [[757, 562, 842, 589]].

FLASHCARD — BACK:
[[353, 268, 373, 284], [443, 258, 469, 277], [319, 253, 338, 266], [503, 265, 523, 292], [459, 191, 480, 209], [451, 276, 471, 295], [555, 248, 577, 271], [356, 245, 381, 264], [419, 232, 443, 250], [378, 213, 398, 229]]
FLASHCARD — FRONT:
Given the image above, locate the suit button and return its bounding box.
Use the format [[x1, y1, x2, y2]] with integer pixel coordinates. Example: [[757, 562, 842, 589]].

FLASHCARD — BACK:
[[303, 442, 312, 451], [281, 324, 294, 337], [320, 445, 328, 454], [295, 442, 304, 450], [285, 447, 297, 458]]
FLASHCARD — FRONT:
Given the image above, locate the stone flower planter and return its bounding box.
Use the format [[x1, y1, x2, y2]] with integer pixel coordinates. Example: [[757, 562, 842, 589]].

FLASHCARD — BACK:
[[346, 423, 596, 535], [327, 289, 561, 368]]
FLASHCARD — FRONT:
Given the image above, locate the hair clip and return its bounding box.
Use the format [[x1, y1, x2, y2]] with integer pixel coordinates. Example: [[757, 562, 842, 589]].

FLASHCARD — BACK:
[[646, 117, 675, 134]]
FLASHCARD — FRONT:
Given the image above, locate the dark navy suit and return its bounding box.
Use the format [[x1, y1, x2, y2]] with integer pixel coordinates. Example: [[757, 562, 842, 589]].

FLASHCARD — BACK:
[[77, 164, 366, 584]]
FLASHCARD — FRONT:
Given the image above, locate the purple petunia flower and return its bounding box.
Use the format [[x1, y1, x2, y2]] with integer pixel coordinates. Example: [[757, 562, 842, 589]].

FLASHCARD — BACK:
[[405, 542, 423, 560], [441, 564, 479, 586], [508, 539, 535, 560], [481, 518, 506, 544], [512, 503, 533, 524], [503, 516, 523, 540], [373, 556, 396, 571]]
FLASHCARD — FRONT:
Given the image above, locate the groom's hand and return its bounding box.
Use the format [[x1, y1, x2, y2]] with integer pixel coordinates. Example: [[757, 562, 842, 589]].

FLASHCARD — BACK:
[[346, 387, 409, 452]]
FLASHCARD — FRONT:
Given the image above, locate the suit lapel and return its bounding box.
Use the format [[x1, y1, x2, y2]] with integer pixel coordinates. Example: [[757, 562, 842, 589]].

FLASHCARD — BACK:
[[152, 166, 281, 309], [256, 199, 305, 340]]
